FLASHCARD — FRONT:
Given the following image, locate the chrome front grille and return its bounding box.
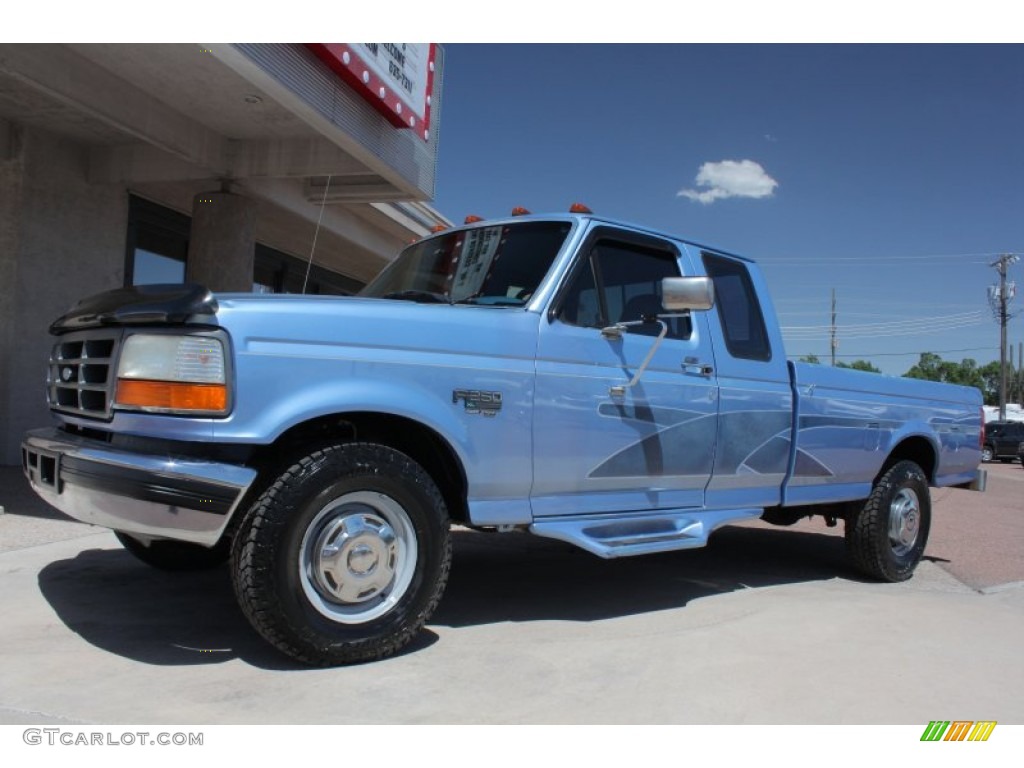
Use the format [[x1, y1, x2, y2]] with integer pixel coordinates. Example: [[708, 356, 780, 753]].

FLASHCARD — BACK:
[[48, 331, 121, 419]]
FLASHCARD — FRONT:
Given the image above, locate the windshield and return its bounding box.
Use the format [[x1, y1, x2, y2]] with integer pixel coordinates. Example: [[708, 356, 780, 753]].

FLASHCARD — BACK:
[[361, 221, 572, 306]]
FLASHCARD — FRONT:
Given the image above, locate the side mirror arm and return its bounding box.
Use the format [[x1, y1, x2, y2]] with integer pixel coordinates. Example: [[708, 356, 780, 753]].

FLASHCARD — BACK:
[[602, 319, 670, 397]]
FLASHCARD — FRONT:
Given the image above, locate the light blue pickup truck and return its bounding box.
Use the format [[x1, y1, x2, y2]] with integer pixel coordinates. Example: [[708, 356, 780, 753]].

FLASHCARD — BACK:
[[22, 211, 985, 665]]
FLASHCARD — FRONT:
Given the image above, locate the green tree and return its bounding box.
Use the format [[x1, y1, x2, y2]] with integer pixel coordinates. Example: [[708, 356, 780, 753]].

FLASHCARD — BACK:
[[978, 360, 1018, 406], [904, 352, 944, 382], [836, 359, 881, 373], [904, 353, 991, 400], [798, 354, 879, 373]]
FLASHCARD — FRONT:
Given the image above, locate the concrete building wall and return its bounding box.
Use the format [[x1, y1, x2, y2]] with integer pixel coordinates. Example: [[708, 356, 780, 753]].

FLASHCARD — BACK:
[[0, 119, 24, 465], [1, 125, 127, 465], [0, 43, 451, 466]]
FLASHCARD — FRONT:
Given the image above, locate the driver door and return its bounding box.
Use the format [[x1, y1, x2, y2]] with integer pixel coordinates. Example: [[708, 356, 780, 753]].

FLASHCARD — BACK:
[[531, 227, 719, 518]]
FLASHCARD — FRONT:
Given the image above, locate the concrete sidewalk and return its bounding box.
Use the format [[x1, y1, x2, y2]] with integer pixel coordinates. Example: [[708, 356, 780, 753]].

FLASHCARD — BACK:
[[1, 466, 1022, 724]]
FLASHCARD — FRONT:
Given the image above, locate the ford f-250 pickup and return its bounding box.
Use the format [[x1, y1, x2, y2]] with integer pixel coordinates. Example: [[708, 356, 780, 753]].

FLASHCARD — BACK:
[[22, 210, 986, 666]]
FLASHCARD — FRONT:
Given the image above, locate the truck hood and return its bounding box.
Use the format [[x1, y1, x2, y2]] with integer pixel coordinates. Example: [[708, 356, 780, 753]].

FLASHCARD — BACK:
[[49, 284, 539, 358], [211, 290, 539, 358]]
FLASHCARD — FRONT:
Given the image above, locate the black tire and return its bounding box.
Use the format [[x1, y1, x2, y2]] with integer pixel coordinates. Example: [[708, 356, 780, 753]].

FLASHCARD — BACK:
[[115, 531, 230, 571], [845, 460, 930, 582], [980, 445, 993, 462], [230, 442, 451, 666]]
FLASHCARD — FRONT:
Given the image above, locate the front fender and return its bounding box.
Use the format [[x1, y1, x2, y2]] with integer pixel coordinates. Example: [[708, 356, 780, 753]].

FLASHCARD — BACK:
[[216, 348, 536, 509]]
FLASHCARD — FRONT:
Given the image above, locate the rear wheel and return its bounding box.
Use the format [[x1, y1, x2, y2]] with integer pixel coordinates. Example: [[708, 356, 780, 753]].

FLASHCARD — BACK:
[[231, 442, 451, 666], [845, 460, 930, 582], [115, 531, 229, 571], [981, 445, 993, 462]]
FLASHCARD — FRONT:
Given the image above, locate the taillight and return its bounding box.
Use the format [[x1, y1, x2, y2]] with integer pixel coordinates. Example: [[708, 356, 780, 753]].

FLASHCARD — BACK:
[[979, 408, 985, 450]]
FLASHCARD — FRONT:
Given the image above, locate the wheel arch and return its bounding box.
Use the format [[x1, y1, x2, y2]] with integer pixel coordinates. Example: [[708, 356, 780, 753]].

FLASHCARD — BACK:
[[252, 411, 470, 525], [876, 435, 937, 485]]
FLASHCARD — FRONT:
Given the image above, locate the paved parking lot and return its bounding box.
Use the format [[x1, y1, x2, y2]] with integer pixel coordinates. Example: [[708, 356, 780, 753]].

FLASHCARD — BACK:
[[1, 464, 1021, 724]]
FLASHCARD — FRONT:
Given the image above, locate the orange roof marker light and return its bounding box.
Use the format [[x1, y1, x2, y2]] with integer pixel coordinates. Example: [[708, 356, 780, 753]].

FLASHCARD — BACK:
[[510, 206, 531, 216], [429, 224, 448, 233], [464, 215, 485, 224], [569, 202, 593, 214]]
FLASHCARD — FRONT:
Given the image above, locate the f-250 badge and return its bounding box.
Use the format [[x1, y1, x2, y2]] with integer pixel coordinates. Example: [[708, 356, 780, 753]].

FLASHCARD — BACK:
[[452, 389, 502, 416]]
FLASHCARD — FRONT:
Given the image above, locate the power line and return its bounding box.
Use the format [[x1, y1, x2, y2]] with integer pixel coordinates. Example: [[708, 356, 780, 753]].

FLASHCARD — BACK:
[[778, 311, 981, 318], [787, 346, 998, 360], [782, 314, 988, 340], [783, 309, 985, 332], [775, 299, 982, 310], [763, 250, 1021, 265]]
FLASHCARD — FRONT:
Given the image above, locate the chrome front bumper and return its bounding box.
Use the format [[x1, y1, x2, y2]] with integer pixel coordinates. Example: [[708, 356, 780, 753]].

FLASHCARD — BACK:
[[21, 428, 258, 546]]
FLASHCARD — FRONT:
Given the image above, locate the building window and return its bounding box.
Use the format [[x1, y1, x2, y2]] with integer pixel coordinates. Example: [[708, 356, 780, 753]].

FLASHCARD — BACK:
[[125, 195, 366, 295], [254, 244, 364, 295], [125, 196, 190, 286]]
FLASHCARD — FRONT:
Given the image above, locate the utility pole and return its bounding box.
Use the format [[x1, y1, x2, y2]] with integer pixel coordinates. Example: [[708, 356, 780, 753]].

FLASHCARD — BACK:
[[1015, 339, 1024, 405], [830, 288, 837, 367], [1011, 345, 1016, 406], [988, 254, 1020, 420]]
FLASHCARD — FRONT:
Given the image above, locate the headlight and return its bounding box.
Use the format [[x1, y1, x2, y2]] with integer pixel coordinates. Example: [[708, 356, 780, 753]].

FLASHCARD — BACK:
[[114, 334, 229, 415]]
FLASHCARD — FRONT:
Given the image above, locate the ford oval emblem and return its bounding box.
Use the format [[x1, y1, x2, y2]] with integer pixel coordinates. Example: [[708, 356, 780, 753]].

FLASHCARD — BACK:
[[62, 367, 74, 381]]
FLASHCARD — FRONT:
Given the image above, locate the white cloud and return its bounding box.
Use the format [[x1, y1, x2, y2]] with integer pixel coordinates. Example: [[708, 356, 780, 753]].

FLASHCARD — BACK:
[[678, 159, 778, 204]]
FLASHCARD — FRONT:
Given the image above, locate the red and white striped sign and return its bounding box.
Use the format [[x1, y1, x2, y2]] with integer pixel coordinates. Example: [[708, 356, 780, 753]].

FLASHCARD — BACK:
[[307, 43, 437, 142]]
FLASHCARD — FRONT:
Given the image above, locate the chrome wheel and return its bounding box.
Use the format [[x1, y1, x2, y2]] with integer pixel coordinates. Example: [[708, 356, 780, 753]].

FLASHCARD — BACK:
[[846, 460, 931, 583], [888, 487, 920, 557], [299, 491, 418, 624]]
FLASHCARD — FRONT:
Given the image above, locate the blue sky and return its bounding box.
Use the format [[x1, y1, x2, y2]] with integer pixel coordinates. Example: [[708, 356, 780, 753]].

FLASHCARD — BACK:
[[431, 44, 1024, 376]]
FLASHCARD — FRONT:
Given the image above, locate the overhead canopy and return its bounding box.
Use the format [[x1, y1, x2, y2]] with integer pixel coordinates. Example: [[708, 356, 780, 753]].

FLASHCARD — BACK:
[[0, 43, 449, 278]]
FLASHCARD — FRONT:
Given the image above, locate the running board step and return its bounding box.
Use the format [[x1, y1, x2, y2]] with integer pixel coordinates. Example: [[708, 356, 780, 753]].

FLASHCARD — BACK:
[[529, 508, 762, 559]]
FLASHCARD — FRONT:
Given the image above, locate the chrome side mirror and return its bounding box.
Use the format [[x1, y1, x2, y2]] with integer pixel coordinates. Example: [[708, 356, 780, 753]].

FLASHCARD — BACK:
[[662, 276, 714, 312]]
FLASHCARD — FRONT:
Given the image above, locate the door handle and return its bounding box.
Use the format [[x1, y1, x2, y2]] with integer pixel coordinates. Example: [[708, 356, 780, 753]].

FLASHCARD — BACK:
[[682, 358, 714, 377]]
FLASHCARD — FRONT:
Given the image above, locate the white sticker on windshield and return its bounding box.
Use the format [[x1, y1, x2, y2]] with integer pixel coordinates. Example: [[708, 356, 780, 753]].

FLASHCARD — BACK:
[[450, 227, 503, 301]]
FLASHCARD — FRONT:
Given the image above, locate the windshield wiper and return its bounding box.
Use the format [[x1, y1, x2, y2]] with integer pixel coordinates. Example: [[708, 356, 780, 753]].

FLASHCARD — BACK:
[[380, 290, 451, 304], [453, 296, 526, 307]]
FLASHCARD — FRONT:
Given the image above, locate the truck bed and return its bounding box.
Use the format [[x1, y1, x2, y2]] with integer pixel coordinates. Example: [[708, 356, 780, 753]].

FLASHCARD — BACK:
[[783, 362, 982, 507]]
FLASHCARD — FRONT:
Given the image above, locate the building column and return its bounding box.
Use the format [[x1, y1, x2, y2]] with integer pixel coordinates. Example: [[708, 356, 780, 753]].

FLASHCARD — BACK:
[[0, 120, 23, 465], [186, 191, 256, 292], [0, 125, 128, 465]]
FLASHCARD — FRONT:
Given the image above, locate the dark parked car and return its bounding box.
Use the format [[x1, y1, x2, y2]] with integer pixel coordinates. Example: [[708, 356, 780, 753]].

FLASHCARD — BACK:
[[982, 420, 1024, 462]]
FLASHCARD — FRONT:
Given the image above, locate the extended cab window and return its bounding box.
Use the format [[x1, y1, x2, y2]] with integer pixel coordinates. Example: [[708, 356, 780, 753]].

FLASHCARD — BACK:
[[559, 238, 691, 339], [702, 252, 772, 361]]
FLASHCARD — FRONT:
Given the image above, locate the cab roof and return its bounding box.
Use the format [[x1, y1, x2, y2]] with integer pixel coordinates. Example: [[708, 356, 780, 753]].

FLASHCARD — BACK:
[[419, 211, 754, 264]]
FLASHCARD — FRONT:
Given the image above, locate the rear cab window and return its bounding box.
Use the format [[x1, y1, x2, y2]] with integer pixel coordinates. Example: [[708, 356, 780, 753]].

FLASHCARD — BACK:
[[702, 252, 772, 362]]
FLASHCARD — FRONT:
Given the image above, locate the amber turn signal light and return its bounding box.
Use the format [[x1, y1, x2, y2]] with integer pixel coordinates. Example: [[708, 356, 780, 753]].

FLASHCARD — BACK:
[[116, 379, 228, 414]]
